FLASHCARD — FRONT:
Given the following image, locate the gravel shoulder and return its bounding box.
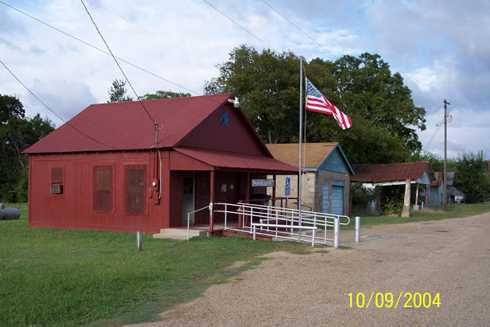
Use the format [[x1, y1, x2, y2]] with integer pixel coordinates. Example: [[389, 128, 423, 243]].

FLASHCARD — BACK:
[[130, 213, 490, 327]]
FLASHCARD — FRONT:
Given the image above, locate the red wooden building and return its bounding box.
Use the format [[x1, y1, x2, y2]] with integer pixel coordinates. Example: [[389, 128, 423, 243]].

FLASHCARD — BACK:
[[25, 94, 296, 234]]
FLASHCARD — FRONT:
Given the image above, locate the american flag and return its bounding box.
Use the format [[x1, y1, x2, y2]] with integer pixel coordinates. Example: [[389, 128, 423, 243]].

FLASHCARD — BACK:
[[305, 78, 352, 130]]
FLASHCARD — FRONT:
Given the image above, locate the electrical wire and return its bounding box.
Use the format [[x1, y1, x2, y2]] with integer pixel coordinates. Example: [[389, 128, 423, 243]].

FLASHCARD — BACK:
[[261, 0, 322, 48], [200, 0, 265, 43], [0, 58, 113, 149], [0, 0, 197, 95], [80, 0, 156, 125]]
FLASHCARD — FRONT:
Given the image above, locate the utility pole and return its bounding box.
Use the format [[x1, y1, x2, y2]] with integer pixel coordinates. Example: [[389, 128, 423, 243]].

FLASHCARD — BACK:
[[443, 99, 450, 209]]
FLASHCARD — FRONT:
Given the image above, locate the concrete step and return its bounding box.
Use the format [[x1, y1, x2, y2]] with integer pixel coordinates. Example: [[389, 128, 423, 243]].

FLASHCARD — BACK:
[[153, 228, 207, 240]]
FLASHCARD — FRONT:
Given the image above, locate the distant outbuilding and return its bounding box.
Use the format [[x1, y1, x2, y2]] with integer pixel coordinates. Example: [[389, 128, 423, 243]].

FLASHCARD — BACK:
[[266, 143, 354, 215]]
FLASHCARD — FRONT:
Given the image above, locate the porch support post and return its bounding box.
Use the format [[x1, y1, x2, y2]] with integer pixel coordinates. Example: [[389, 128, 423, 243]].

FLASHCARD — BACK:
[[425, 184, 430, 208], [401, 179, 411, 217], [415, 183, 420, 210], [272, 174, 277, 207], [208, 170, 215, 234], [245, 172, 250, 203]]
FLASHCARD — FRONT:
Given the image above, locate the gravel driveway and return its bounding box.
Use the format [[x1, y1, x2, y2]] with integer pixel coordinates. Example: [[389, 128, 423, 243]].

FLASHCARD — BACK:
[[131, 213, 490, 326]]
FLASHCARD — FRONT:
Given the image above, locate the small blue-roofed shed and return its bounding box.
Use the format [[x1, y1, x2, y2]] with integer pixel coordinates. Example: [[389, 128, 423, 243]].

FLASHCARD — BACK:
[[266, 143, 354, 215]]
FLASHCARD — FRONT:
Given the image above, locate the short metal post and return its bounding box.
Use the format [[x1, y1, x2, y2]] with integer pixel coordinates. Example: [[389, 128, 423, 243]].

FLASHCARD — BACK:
[[312, 228, 316, 247], [334, 217, 339, 249], [253, 225, 256, 240], [275, 210, 278, 237], [249, 207, 253, 233], [324, 216, 327, 243], [355, 216, 361, 243], [186, 212, 191, 240], [267, 208, 270, 231], [224, 203, 228, 230], [137, 231, 143, 250]]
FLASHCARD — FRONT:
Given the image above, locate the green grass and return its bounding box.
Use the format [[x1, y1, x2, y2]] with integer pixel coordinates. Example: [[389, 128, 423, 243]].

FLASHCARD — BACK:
[[355, 202, 490, 226], [0, 203, 307, 327]]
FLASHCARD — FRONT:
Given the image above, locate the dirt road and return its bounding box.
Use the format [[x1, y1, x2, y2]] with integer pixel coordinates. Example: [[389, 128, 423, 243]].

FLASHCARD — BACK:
[[133, 213, 490, 326]]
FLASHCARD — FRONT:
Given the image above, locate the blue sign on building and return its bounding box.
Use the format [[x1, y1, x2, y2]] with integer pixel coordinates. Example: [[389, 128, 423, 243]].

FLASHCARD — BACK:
[[285, 176, 291, 196]]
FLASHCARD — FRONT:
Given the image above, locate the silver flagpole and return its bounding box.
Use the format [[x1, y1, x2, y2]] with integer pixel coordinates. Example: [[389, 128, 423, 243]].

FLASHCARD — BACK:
[[298, 58, 303, 225]]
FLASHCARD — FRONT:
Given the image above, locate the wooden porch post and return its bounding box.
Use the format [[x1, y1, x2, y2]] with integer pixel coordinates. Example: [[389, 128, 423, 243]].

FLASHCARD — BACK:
[[208, 170, 215, 234], [272, 174, 276, 206], [245, 172, 250, 203], [415, 183, 420, 210], [401, 179, 411, 217]]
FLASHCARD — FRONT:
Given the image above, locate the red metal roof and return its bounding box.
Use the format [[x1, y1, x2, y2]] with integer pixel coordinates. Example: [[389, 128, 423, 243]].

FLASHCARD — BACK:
[[25, 94, 232, 154], [352, 161, 431, 183], [175, 148, 297, 173]]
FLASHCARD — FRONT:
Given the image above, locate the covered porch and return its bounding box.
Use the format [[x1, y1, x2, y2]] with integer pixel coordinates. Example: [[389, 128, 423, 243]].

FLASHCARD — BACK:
[[168, 148, 297, 234]]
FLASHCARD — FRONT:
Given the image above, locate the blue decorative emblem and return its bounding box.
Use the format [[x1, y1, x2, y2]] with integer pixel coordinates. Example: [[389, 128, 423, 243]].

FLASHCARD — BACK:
[[285, 176, 291, 196], [220, 111, 230, 126]]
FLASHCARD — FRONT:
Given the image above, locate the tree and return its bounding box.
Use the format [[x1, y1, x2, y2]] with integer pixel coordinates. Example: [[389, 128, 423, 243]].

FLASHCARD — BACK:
[[454, 152, 490, 203], [0, 95, 54, 201], [108, 79, 132, 103], [205, 46, 426, 163], [141, 90, 191, 100]]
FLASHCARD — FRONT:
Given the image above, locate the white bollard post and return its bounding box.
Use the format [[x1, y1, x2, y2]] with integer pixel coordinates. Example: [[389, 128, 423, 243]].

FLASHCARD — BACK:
[[355, 216, 361, 243], [137, 231, 143, 251], [334, 217, 339, 249], [253, 225, 256, 240], [186, 212, 191, 241]]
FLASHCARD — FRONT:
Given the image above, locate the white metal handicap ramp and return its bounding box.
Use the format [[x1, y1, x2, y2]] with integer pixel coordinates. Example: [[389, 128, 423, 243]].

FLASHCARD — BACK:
[[210, 202, 361, 247]]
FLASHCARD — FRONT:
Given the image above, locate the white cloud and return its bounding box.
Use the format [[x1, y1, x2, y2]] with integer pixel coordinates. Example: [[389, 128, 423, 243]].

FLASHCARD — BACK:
[[0, 0, 358, 126]]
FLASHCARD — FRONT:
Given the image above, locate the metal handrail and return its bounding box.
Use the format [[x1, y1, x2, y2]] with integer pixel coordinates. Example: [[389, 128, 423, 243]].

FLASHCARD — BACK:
[[213, 202, 345, 247], [186, 204, 211, 240], [236, 201, 351, 226], [183, 202, 360, 247], [251, 222, 317, 247]]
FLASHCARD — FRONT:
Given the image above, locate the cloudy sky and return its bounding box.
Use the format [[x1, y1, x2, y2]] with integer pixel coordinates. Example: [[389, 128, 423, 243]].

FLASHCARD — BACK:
[[1, 0, 489, 158]]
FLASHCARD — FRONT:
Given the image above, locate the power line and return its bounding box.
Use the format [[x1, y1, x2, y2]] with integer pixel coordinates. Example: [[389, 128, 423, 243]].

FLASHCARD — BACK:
[[261, 0, 322, 48], [0, 58, 113, 149], [0, 0, 197, 95], [200, 0, 265, 43], [80, 0, 158, 137]]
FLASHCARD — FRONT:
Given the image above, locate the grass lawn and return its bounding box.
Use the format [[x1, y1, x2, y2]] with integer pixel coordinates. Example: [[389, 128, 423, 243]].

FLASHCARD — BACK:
[[0, 204, 307, 327], [356, 202, 490, 226]]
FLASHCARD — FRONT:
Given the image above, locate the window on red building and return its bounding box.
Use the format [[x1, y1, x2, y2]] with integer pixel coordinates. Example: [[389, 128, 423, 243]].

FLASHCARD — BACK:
[[51, 167, 64, 195], [93, 166, 113, 212]]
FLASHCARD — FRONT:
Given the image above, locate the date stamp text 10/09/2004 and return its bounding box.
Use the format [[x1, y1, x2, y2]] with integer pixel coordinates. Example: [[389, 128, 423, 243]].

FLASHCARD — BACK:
[[347, 291, 442, 309]]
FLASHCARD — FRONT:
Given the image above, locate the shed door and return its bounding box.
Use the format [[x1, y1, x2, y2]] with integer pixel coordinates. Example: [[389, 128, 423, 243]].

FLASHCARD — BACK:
[[331, 185, 344, 215], [321, 184, 329, 213]]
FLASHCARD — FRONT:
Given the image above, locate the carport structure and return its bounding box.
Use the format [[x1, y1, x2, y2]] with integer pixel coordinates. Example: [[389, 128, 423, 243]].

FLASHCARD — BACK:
[[352, 161, 432, 216]]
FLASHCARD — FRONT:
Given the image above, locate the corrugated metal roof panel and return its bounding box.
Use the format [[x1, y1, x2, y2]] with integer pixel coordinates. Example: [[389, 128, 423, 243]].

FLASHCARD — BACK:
[[25, 94, 231, 154], [175, 147, 297, 173], [352, 161, 431, 183]]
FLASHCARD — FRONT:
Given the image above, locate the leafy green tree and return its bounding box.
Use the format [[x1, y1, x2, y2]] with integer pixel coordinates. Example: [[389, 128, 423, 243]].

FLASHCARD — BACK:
[[0, 95, 54, 201], [454, 152, 490, 203], [205, 46, 426, 163], [141, 90, 191, 100], [108, 79, 132, 103]]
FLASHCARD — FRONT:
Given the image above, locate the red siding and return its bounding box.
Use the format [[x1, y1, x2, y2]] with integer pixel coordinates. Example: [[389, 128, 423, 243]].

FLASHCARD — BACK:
[[29, 151, 170, 233], [177, 105, 266, 156]]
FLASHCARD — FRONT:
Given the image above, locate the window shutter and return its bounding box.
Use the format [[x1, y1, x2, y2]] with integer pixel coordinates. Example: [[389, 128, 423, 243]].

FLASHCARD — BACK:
[[94, 166, 113, 212], [125, 165, 146, 215]]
